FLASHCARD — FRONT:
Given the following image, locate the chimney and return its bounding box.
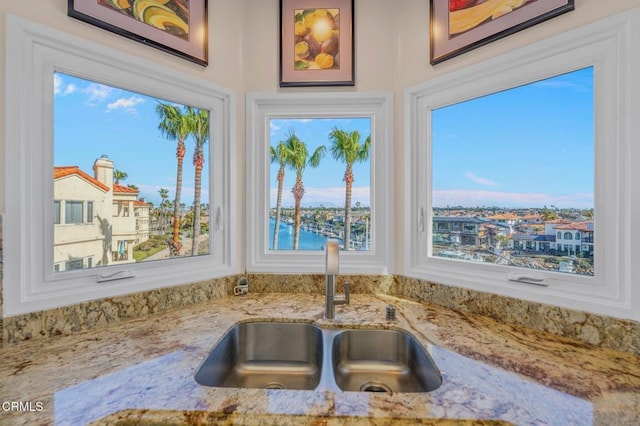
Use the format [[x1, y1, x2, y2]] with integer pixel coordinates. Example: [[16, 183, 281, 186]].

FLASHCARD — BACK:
[[93, 154, 114, 188]]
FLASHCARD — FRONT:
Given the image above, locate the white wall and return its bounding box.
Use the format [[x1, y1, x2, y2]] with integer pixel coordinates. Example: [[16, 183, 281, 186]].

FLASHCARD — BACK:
[[2, 0, 638, 274]]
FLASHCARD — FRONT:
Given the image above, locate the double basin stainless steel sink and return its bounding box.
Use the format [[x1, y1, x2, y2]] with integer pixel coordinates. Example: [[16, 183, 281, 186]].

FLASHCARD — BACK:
[[194, 321, 442, 393]]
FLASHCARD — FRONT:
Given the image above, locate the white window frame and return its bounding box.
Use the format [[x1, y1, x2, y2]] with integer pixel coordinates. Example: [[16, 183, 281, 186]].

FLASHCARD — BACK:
[[246, 92, 394, 274], [404, 9, 639, 321], [4, 15, 237, 316]]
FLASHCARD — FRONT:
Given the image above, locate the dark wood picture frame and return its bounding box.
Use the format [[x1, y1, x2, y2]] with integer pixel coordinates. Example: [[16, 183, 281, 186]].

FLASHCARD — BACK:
[[68, 0, 208, 66], [280, 0, 354, 87], [430, 0, 574, 65]]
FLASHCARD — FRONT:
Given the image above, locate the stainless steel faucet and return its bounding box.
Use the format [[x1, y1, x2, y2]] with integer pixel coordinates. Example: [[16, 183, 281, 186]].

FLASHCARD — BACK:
[[324, 240, 350, 320]]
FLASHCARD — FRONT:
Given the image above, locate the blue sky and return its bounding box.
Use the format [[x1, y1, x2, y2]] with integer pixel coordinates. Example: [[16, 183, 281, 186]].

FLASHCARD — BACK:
[[54, 67, 594, 210], [54, 72, 208, 207], [432, 66, 594, 209], [269, 118, 372, 208]]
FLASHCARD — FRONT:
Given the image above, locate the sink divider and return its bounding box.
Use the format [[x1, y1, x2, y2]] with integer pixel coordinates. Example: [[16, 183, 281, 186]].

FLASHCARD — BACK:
[[317, 328, 342, 392]]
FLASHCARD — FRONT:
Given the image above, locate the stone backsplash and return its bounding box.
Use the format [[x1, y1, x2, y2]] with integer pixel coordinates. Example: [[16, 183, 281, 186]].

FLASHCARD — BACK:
[[393, 275, 640, 357], [244, 273, 395, 295], [0, 273, 390, 346], [1, 276, 233, 346]]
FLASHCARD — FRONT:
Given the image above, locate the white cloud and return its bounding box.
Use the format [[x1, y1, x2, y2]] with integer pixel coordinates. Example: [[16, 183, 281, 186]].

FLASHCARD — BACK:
[[107, 96, 145, 113], [270, 121, 282, 135], [53, 75, 76, 96], [270, 119, 313, 136], [54, 74, 62, 94], [464, 171, 497, 186], [63, 84, 77, 95], [84, 83, 112, 103]]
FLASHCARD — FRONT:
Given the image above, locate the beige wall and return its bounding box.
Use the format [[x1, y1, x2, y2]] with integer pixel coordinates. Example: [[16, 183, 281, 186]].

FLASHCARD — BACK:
[[1, 0, 639, 272], [54, 175, 109, 269]]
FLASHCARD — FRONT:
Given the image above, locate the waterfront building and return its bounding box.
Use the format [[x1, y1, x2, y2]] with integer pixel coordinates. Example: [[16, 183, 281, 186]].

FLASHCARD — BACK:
[[509, 233, 555, 253], [432, 216, 489, 246], [552, 221, 594, 257], [486, 212, 519, 229], [433, 213, 594, 259]]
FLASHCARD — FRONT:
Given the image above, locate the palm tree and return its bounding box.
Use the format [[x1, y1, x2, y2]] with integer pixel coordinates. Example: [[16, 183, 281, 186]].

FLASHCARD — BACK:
[[285, 130, 326, 250], [182, 210, 194, 233], [159, 187, 169, 234], [186, 106, 209, 255], [270, 140, 292, 250], [329, 127, 371, 250], [113, 169, 128, 184], [541, 207, 558, 221], [156, 102, 190, 252]]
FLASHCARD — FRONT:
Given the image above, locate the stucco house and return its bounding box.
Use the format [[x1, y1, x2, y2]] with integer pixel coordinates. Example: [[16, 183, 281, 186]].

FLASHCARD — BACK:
[[53, 155, 146, 271]]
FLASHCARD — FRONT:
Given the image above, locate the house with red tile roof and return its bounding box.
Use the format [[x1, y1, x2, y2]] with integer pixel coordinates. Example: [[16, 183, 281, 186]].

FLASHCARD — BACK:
[[53, 155, 149, 271], [509, 219, 594, 257], [552, 221, 594, 257]]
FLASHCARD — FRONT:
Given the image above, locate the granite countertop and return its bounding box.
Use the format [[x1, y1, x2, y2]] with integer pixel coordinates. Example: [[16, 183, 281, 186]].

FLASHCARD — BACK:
[[1, 293, 639, 425]]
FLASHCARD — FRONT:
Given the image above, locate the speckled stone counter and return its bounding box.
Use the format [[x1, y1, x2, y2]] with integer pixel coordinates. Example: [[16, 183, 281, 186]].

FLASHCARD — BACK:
[[1, 294, 639, 425]]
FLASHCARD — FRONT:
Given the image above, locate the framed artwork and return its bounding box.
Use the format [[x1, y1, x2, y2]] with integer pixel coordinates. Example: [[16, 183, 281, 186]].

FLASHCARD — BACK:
[[430, 0, 574, 65], [280, 0, 354, 87], [68, 0, 208, 66]]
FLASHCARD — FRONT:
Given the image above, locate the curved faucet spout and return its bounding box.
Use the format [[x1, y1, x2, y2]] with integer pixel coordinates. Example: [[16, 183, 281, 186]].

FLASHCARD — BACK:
[[326, 240, 339, 275]]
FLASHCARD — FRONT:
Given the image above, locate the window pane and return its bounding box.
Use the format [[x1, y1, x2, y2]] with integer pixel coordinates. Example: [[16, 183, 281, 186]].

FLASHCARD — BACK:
[[65, 259, 84, 270], [431, 68, 594, 276], [269, 118, 371, 251], [65, 201, 83, 224], [54, 200, 61, 225], [53, 72, 210, 272], [87, 201, 94, 223]]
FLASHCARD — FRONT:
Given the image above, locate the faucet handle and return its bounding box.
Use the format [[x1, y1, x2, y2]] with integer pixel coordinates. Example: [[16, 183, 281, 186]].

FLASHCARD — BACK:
[[343, 281, 350, 305]]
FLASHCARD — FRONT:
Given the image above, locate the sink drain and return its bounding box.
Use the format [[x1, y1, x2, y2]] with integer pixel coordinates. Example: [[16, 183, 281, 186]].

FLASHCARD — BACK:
[[264, 382, 286, 390], [360, 381, 392, 393]]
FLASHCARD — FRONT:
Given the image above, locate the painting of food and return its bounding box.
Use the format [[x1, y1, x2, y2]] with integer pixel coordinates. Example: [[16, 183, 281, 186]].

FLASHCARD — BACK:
[[99, 0, 190, 40], [293, 8, 340, 71], [449, 0, 537, 36], [431, 0, 573, 64]]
